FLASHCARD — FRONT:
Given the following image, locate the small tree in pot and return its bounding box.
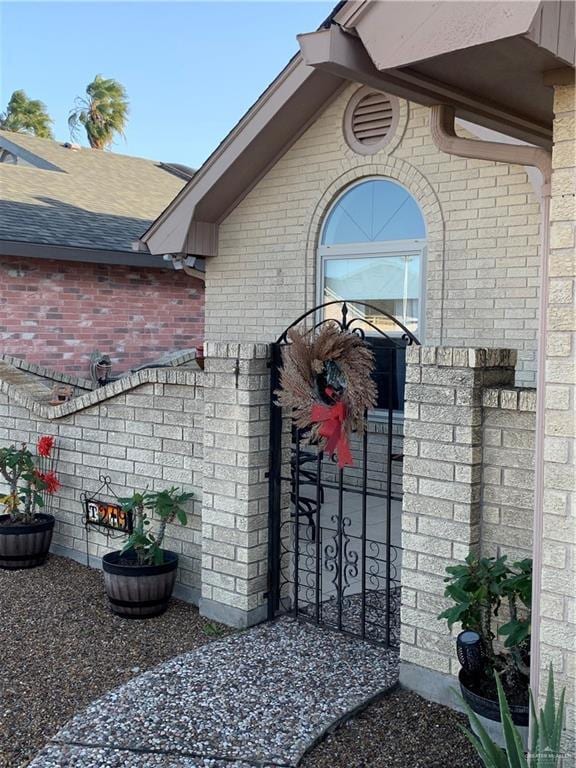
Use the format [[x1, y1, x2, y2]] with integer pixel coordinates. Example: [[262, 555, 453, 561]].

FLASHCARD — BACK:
[[439, 553, 533, 745], [102, 487, 193, 618], [0, 437, 60, 569]]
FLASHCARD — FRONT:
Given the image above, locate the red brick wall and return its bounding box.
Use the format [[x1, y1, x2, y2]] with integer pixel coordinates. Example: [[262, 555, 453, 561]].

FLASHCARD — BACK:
[[0, 256, 204, 375]]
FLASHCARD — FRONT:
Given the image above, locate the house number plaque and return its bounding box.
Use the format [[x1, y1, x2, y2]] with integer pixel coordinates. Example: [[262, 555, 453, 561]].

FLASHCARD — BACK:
[[84, 498, 132, 533]]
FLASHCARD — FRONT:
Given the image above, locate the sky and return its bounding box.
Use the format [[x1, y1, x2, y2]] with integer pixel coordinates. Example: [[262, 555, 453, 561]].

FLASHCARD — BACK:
[[1, 1, 334, 167]]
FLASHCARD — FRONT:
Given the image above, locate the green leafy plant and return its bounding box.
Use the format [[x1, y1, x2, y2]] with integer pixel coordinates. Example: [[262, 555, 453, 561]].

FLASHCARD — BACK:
[[500, 558, 532, 677], [202, 621, 226, 638], [440, 554, 509, 660], [462, 665, 565, 768], [119, 487, 193, 566], [439, 553, 532, 688], [0, 438, 59, 524]]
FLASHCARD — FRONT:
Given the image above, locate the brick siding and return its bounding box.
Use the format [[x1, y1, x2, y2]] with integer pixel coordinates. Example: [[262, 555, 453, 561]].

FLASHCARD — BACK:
[[481, 387, 536, 561], [0, 256, 204, 376], [208, 84, 541, 387], [540, 82, 575, 751], [200, 343, 272, 626]]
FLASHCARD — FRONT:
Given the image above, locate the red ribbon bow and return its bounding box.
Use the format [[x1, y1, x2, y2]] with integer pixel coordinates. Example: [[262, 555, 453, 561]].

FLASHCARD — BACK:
[[310, 398, 353, 469]]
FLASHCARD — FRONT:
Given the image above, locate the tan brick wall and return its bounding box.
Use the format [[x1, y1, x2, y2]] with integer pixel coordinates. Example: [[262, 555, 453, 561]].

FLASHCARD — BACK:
[[400, 347, 532, 677], [200, 342, 271, 626], [481, 387, 536, 561], [0, 363, 203, 599], [539, 82, 575, 752], [208, 84, 541, 386]]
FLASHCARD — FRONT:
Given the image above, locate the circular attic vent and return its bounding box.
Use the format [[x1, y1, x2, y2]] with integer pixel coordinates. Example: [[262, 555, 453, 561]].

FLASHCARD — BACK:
[[344, 87, 399, 155]]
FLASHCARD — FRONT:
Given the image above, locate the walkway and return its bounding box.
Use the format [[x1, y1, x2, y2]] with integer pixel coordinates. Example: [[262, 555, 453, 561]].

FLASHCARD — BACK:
[[30, 618, 398, 767]]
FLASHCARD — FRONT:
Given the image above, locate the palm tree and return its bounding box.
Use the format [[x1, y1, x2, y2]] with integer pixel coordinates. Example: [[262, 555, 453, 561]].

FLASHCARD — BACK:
[[68, 75, 129, 149], [0, 90, 54, 139]]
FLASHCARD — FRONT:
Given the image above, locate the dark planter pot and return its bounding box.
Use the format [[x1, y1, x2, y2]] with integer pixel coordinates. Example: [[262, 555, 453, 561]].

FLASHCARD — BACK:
[[0, 513, 55, 570], [102, 550, 178, 619], [459, 669, 529, 727]]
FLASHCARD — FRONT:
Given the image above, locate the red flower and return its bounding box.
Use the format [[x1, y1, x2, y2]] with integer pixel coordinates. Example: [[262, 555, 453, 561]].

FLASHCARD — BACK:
[[35, 470, 61, 495], [37, 435, 55, 457]]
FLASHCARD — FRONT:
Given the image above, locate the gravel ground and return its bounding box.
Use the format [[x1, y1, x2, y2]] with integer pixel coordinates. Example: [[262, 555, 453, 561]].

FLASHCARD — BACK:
[[0, 555, 228, 768], [3, 555, 482, 768], [301, 688, 483, 768]]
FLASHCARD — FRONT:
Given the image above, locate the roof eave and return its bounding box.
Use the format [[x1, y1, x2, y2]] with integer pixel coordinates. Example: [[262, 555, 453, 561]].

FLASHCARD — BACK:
[[139, 0, 574, 259], [0, 239, 174, 268], [139, 55, 344, 256], [298, 24, 554, 148], [138, 55, 304, 253]]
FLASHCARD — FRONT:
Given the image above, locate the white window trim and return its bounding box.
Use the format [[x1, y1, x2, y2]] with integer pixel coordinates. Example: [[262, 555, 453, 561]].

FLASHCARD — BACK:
[[318, 239, 425, 256], [316, 238, 427, 343]]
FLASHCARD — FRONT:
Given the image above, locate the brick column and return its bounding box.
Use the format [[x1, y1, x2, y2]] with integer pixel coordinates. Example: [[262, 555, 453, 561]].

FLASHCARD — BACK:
[[200, 343, 270, 627], [399, 346, 516, 699], [538, 80, 575, 752]]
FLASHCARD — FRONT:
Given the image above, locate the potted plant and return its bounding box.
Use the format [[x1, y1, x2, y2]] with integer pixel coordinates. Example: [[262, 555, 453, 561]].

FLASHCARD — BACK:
[[439, 553, 533, 747], [0, 436, 60, 569], [102, 487, 193, 618]]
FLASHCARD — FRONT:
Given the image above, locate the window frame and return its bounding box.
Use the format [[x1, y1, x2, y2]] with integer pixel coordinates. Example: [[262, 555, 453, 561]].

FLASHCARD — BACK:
[[317, 240, 428, 342], [316, 178, 428, 419], [316, 178, 428, 343]]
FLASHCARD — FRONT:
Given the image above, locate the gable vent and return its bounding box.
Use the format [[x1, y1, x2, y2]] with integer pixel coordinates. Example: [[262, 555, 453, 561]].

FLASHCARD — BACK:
[[352, 93, 394, 145], [344, 87, 399, 155]]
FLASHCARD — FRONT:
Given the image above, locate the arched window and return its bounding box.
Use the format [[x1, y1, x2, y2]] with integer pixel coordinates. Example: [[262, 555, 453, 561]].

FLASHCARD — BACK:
[[319, 178, 426, 338]]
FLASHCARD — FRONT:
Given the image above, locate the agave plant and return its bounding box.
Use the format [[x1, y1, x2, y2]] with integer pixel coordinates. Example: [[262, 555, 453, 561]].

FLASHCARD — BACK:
[[462, 664, 565, 768]]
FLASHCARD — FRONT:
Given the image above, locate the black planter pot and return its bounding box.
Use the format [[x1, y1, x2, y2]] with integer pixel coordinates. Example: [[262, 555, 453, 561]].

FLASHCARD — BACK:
[[459, 669, 529, 727], [102, 550, 179, 619], [0, 513, 55, 570]]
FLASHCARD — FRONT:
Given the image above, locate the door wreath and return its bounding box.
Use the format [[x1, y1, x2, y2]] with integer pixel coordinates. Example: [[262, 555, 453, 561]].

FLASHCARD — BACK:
[[275, 322, 377, 468]]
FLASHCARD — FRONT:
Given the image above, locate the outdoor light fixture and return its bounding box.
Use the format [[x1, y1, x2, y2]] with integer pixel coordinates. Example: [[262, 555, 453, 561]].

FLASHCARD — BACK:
[[89, 351, 112, 388], [49, 383, 73, 405], [161, 253, 205, 280], [456, 630, 484, 675], [164, 254, 199, 271]]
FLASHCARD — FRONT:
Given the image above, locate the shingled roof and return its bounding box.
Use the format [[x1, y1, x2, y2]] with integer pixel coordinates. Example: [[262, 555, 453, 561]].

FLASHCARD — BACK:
[[0, 129, 191, 257]]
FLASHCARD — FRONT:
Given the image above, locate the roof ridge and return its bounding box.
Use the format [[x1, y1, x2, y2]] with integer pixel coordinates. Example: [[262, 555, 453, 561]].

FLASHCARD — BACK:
[[0, 128, 166, 166]]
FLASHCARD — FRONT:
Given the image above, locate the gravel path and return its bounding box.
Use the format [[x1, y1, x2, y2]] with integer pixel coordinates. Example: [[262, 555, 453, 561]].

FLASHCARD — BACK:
[[0, 555, 228, 768], [27, 747, 268, 767], [30, 617, 398, 767]]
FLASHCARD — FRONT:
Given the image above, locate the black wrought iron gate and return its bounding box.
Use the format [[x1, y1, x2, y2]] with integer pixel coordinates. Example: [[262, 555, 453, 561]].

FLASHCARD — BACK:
[[267, 301, 419, 648]]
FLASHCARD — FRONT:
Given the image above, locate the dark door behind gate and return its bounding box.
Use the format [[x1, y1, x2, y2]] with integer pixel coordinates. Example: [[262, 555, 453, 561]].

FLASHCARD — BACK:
[[267, 301, 419, 648]]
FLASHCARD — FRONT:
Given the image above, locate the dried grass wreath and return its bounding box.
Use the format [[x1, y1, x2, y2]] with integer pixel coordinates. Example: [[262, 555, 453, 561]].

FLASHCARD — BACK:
[[275, 322, 377, 468]]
